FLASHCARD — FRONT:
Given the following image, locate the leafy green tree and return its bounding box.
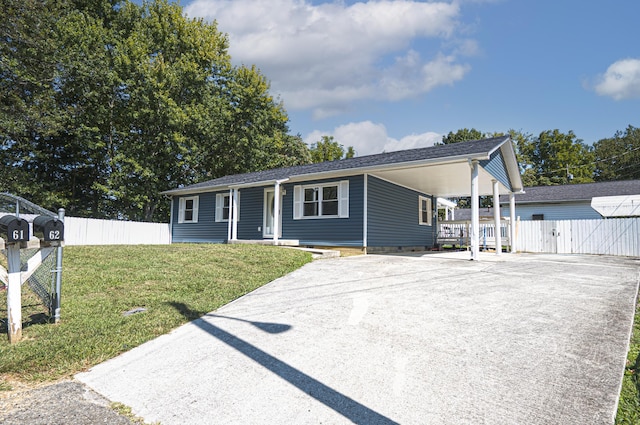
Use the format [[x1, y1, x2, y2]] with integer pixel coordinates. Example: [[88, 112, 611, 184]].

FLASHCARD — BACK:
[[265, 133, 312, 169], [0, 0, 70, 208], [1, 0, 309, 221], [309, 136, 355, 162], [506, 129, 539, 187], [440, 128, 487, 145], [525, 129, 594, 185], [593, 125, 640, 181]]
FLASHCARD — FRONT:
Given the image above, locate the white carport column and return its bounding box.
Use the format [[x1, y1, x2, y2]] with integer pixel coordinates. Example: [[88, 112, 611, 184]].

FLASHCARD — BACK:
[[273, 181, 281, 244], [470, 160, 480, 260], [231, 188, 239, 241], [492, 180, 502, 256], [509, 192, 516, 253]]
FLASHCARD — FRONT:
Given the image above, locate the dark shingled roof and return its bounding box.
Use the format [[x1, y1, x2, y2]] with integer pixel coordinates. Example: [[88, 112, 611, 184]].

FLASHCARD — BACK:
[[501, 180, 640, 203], [164, 136, 510, 194]]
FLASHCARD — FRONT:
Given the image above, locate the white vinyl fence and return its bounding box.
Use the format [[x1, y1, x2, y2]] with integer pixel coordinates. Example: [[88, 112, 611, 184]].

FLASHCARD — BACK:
[[516, 218, 640, 256], [64, 217, 171, 246]]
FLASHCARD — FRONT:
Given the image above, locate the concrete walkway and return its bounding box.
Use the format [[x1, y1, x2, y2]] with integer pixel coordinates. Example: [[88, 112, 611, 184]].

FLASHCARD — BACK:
[[76, 252, 639, 425]]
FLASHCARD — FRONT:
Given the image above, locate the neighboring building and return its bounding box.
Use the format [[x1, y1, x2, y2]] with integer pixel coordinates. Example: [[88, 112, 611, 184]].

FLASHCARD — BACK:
[[499, 180, 640, 220], [449, 207, 503, 221], [162, 136, 523, 253]]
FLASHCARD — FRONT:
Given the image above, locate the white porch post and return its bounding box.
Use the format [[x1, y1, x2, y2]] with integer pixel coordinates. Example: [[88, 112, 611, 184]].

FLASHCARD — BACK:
[[470, 160, 479, 260], [231, 188, 239, 241], [273, 181, 281, 244], [6, 244, 22, 343], [509, 192, 516, 253], [227, 189, 233, 242], [492, 180, 502, 256], [363, 174, 368, 249]]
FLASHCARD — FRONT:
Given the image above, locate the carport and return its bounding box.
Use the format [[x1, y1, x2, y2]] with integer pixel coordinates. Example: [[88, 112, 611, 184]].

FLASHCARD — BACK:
[[363, 136, 523, 259]]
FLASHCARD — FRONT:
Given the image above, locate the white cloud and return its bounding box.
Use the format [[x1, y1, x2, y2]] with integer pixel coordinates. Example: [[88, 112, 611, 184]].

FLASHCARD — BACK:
[[594, 58, 640, 100], [184, 0, 471, 117], [304, 121, 441, 156]]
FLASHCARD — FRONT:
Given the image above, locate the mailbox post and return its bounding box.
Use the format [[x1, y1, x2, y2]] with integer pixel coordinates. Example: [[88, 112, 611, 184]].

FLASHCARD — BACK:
[[0, 216, 30, 343], [0, 195, 66, 343]]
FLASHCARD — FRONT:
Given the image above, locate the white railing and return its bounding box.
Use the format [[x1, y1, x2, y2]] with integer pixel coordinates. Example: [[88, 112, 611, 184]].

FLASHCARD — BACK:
[[64, 217, 171, 246], [438, 219, 511, 249]]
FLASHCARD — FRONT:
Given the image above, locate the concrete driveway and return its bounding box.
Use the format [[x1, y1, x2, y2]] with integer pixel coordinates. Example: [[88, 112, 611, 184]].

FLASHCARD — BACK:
[[76, 252, 639, 425]]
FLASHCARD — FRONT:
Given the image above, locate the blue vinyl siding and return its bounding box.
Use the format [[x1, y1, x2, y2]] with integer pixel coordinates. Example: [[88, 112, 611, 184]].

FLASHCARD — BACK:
[[237, 186, 267, 240], [282, 175, 364, 246], [171, 192, 227, 243], [515, 202, 601, 220], [480, 150, 512, 191], [367, 176, 435, 247]]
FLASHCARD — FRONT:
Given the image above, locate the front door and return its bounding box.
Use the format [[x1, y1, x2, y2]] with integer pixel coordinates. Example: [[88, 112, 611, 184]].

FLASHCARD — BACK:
[[263, 189, 282, 238]]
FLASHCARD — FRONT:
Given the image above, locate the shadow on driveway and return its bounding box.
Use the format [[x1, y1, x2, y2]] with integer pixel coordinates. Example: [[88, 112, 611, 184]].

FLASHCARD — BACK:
[[169, 302, 398, 424]]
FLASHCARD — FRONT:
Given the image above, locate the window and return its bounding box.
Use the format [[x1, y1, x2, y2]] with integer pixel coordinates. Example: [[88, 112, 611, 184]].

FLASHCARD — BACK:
[[216, 192, 240, 222], [222, 195, 230, 220], [419, 196, 432, 226], [178, 196, 199, 223], [294, 181, 349, 219], [532, 214, 544, 221]]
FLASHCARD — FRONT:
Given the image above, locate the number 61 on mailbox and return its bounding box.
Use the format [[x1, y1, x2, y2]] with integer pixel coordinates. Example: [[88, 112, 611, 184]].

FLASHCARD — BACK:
[[0, 215, 30, 243]]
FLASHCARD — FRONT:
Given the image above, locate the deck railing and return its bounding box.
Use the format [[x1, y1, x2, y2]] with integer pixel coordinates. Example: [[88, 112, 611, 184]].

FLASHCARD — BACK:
[[438, 219, 511, 249]]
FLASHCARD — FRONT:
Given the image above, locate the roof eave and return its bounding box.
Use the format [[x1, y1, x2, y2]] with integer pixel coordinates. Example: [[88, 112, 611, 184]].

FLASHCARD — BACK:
[[496, 137, 524, 193], [162, 139, 509, 196], [287, 152, 494, 182]]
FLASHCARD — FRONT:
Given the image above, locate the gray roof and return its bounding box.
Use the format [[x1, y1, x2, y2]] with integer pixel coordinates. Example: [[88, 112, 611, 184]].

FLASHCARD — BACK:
[[501, 180, 640, 204], [164, 136, 511, 195]]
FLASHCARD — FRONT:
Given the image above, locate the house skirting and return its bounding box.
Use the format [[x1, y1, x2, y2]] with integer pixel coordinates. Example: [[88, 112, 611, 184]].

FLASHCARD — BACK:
[[227, 239, 300, 246], [366, 245, 437, 254]]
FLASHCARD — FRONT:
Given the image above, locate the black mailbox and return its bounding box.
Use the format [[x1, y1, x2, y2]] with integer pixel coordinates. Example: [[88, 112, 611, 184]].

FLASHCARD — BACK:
[[33, 216, 64, 242], [0, 215, 30, 243]]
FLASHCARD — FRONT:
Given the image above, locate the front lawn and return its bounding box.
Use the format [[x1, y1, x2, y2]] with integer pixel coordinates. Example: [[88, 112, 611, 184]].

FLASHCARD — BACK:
[[0, 244, 311, 385]]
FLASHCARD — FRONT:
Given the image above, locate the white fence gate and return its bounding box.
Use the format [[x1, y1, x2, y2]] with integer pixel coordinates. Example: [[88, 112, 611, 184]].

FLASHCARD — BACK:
[[64, 217, 171, 246], [517, 218, 640, 256]]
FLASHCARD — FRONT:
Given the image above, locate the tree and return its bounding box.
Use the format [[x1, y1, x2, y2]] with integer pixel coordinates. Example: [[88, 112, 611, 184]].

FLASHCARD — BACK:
[[593, 125, 640, 181], [507, 129, 539, 187], [523, 129, 594, 185], [1, 0, 309, 221], [440, 128, 487, 145], [264, 133, 312, 169], [0, 0, 71, 208], [309, 135, 355, 163]]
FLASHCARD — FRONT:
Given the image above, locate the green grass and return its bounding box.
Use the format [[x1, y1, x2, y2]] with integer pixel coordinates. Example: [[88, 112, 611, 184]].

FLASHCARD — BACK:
[[616, 295, 640, 425], [0, 244, 311, 384]]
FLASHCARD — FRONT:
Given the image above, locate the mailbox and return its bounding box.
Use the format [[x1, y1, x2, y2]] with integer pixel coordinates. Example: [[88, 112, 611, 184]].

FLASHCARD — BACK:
[[33, 216, 64, 242], [0, 215, 30, 243]]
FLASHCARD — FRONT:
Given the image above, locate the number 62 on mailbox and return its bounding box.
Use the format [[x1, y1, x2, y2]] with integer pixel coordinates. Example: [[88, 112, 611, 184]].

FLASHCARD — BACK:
[[33, 216, 64, 242]]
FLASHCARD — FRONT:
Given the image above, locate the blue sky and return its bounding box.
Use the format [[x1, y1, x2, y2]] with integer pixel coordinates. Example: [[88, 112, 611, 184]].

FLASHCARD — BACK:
[[180, 0, 640, 155]]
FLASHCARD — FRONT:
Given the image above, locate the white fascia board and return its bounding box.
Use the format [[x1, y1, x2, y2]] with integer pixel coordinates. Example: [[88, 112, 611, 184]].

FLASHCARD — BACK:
[[437, 197, 457, 208], [497, 140, 524, 193], [161, 186, 237, 196], [162, 178, 293, 196], [487, 136, 510, 156], [229, 178, 290, 189]]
